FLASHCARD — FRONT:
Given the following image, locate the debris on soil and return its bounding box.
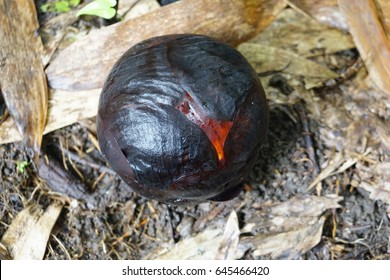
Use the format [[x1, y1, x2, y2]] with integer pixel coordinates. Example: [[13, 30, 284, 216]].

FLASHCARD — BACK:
[[0, 0, 389, 260]]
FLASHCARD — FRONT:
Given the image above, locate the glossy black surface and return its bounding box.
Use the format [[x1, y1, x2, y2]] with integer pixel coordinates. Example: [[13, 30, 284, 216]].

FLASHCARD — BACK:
[[97, 34, 269, 204]]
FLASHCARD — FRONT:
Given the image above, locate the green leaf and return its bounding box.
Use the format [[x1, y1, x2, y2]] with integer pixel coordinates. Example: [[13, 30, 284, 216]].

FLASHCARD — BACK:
[[69, 0, 81, 7], [17, 161, 29, 174], [97, 0, 117, 6], [54, 1, 71, 13], [77, 0, 117, 19], [40, 3, 49, 12]]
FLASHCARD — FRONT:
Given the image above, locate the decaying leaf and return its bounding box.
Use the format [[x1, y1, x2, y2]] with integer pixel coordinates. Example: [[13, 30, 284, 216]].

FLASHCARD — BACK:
[[288, 0, 348, 30], [46, 0, 286, 91], [307, 152, 359, 190], [248, 8, 354, 55], [148, 228, 224, 260], [237, 8, 355, 89], [339, 0, 390, 95], [0, 0, 48, 157], [358, 162, 390, 218], [148, 210, 239, 260], [239, 195, 343, 259], [238, 43, 339, 89], [1, 202, 63, 260]]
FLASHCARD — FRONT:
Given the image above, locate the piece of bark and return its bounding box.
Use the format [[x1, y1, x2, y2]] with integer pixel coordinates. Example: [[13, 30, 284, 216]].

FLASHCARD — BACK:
[[0, 0, 48, 157], [339, 0, 390, 96], [46, 0, 286, 91]]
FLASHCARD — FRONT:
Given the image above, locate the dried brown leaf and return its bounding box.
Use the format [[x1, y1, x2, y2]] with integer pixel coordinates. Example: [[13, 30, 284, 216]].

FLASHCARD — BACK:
[[339, 0, 390, 95], [148, 210, 239, 260], [247, 8, 354, 56], [1, 202, 63, 260], [0, 0, 48, 156], [0, 88, 100, 145], [238, 43, 339, 89], [147, 229, 224, 260], [288, 0, 348, 30], [239, 195, 342, 259]]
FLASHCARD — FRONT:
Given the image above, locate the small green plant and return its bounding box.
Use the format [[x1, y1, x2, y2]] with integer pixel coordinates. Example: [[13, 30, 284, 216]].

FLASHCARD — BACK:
[[16, 161, 29, 174], [41, 0, 81, 13], [77, 0, 117, 19]]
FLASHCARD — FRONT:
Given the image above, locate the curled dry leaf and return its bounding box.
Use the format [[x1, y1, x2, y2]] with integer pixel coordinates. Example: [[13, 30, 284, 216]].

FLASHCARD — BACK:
[[46, 0, 287, 91], [0, 202, 63, 260], [239, 195, 342, 259], [0, 0, 48, 157]]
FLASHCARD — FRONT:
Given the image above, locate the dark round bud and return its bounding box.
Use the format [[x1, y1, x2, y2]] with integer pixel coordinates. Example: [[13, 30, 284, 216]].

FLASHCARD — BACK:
[[97, 34, 269, 204]]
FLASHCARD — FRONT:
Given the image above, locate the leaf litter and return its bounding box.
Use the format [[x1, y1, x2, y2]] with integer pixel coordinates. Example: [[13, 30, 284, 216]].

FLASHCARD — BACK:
[[0, 0, 389, 259]]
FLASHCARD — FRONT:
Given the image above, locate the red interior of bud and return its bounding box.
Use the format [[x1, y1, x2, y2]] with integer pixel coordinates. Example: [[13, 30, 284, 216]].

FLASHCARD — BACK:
[[176, 93, 233, 164]]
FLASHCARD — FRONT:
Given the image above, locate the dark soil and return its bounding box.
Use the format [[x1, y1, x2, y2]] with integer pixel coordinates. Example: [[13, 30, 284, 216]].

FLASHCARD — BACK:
[[1, 102, 389, 259]]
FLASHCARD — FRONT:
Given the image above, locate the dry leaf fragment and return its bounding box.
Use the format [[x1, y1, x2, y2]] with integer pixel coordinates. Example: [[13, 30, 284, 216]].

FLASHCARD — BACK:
[[248, 8, 354, 56], [307, 152, 358, 190], [339, 0, 390, 95], [148, 210, 240, 260], [288, 0, 349, 30], [46, 0, 286, 91], [1, 202, 63, 260], [0, 0, 48, 157], [251, 216, 326, 259], [238, 43, 339, 89], [147, 229, 224, 260], [215, 211, 240, 260], [239, 195, 342, 259], [0, 88, 100, 145]]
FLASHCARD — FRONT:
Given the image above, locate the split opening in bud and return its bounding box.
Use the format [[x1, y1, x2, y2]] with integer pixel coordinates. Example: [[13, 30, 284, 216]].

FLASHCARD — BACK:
[[176, 92, 233, 164]]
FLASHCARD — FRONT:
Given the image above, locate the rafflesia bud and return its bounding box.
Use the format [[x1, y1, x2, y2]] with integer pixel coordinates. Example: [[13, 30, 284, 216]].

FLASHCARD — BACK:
[[97, 34, 269, 205]]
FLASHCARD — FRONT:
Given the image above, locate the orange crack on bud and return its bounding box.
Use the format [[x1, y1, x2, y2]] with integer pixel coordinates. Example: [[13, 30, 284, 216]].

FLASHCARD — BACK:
[[176, 93, 233, 164]]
